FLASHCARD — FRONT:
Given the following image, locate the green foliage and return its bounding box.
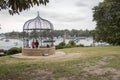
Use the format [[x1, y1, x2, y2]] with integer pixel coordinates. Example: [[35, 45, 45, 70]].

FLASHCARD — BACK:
[[55, 41, 75, 49], [59, 42, 66, 46], [2, 29, 93, 39], [0, 49, 4, 53], [55, 41, 84, 49], [67, 40, 76, 47], [17, 47, 22, 53], [3, 50, 7, 55], [53, 29, 92, 38], [5, 31, 23, 39], [0, 49, 5, 56], [65, 44, 72, 48], [93, 0, 120, 45], [105, 0, 120, 2], [55, 45, 64, 49], [76, 44, 84, 47], [6, 47, 22, 55], [0, 0, 49, 15], [0, 49, 7, 56], [55, 42, 66, 49]]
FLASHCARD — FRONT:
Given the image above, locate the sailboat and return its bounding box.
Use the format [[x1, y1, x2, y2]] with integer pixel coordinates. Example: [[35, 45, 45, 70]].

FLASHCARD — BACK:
[[5, 38, 9, 42]]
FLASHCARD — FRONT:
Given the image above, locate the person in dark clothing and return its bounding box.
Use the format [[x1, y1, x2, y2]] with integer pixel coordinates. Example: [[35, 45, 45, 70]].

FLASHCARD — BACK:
[[46, 44, 50, 48], [35, 40, 39, 48], [26, 39, 29, 48]]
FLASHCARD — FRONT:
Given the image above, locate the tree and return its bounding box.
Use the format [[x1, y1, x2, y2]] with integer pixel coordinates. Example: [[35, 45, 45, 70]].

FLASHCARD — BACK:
[[93, 0, 120, 45], [0, 0, 49, 15], [105, 0, 120, 2]]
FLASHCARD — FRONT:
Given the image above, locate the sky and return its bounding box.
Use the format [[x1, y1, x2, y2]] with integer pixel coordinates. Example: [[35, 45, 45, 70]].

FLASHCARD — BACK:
[[0, 0, 103, 33]]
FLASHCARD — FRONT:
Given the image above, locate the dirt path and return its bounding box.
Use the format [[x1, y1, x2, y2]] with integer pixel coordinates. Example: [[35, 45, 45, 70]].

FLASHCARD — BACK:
[[11, 52, 84, 60], [81, 56, 120, 80]]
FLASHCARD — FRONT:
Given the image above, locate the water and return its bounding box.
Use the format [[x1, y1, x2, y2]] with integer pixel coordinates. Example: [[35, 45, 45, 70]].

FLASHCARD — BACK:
[[0, 37, 109, 50], [0, 39, 22, 50]]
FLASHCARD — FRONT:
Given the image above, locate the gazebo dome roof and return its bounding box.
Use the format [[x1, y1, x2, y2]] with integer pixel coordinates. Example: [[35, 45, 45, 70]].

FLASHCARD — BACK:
[[23, 12, 53, 30]]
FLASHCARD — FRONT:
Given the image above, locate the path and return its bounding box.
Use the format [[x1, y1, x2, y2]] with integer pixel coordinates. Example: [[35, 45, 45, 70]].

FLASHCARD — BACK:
[[11, 52, 84, 60]]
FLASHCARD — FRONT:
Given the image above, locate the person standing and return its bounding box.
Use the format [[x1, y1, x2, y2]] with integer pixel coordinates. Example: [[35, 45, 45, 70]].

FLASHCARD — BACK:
[[32, 40, 35, 48], [26, 39, 29, 48], [35, 40, 39, 48], [46, 44, 50, 48]]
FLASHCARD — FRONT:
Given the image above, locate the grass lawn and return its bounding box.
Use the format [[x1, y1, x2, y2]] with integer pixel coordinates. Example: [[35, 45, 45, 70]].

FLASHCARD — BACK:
[[0, 46, 120, 80]]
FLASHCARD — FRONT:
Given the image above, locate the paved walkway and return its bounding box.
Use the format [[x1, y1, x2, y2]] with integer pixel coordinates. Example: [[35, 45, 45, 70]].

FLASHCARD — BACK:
[[11, 52, 83, 60]]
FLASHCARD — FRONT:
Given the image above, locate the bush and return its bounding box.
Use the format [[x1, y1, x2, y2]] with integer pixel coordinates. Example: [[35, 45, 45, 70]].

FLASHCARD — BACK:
[[17, 47, 22, 53], [59, 42, 66, 46], [79, 44, 84, 47], [6, 47, 21, 55], [65, 44, 72, 48], [76, 44, 84, 47], [0, 49, 4, 52], [0, 49, 5, 56], [3, 50, 8, 55], [56, 41, 77, 49], [67, 40, 76, 47], [55, 42, 66, 49], [55, 41, 84, 49], [55, 45, 64, 49]]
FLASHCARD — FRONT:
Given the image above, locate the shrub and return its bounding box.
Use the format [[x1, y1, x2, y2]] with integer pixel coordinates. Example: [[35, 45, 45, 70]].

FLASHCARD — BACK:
[[17, 47, 22, 53], [0, 49, 5, 56], [79, 44, 84, 47], [56, 41, 77, 49], [55, 41, 84, 49], [59, 42, 66, 46], [65, 44, 72, 48], [6, 47, 21, 55], [3, 50, 8, 55], [76, 44, 84, 47], [55, 42, 66, 49], [55, 45, 64, 49], [0, 49, 4, 52], [67, 40, 76, 47]]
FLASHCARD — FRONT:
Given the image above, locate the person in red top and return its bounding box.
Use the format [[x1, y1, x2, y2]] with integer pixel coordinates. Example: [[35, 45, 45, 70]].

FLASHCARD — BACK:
[[32, 40, 35, 48]]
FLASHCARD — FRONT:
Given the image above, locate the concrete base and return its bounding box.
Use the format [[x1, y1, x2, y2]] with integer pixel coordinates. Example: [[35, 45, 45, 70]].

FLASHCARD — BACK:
[[22, 47, 55, 56]]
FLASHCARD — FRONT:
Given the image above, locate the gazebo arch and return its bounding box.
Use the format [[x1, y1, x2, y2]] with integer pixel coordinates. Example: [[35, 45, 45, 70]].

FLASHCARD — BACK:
[[22, 12, 55, 56]]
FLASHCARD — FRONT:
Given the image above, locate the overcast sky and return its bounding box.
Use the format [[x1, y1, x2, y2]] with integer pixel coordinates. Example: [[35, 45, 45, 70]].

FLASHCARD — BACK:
[[0, 0, 103, 33]]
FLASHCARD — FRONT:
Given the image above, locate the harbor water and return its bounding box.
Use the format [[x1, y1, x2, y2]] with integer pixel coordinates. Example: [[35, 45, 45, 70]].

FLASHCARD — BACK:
[[0, 37, 109, 50]]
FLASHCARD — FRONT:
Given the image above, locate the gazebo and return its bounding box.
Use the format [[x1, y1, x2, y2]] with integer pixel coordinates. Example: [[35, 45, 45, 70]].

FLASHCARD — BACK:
[[22, 12, 55, 56]]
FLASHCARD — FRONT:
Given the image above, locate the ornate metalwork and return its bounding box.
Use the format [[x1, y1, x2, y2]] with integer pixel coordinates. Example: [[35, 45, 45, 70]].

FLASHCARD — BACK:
[[23, 12, 54, 48]]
